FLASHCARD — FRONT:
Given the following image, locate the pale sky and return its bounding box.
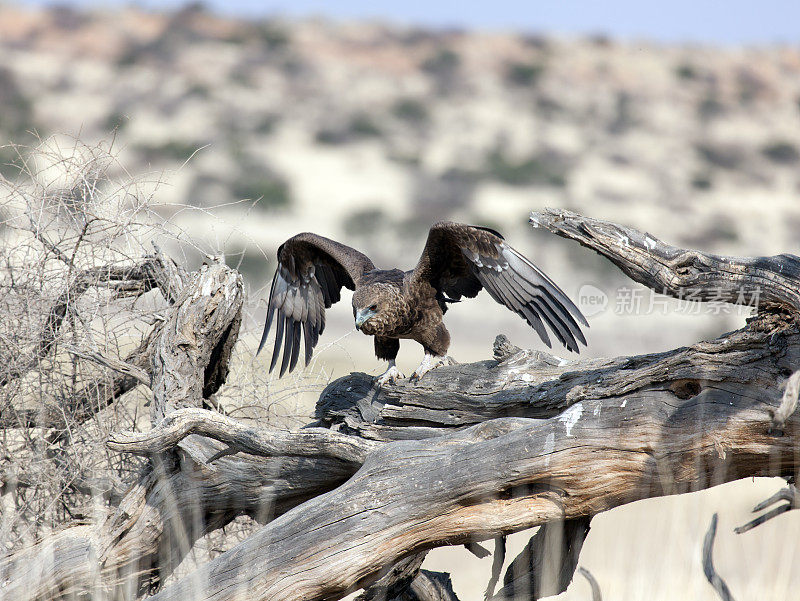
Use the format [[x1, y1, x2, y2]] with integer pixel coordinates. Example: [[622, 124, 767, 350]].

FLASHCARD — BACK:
[[17, 0, 800, 45]]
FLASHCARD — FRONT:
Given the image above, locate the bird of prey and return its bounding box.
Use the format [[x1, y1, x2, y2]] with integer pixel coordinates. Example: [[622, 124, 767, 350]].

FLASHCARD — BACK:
[[258, 221, 588, 385]]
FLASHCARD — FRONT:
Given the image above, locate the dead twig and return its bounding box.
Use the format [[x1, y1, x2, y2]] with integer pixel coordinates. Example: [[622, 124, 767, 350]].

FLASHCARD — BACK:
[[484, 536, 506, 600], [64, 345, 150, 386], [577, 567, 601, 601], [735, 485, 798, 534], [464, 542, 491, 559], [702, 513, 735, 601]]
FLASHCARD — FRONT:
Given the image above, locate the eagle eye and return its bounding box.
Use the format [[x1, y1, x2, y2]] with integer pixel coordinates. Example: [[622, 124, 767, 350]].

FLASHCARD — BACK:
[[369, 304, 378, 312]]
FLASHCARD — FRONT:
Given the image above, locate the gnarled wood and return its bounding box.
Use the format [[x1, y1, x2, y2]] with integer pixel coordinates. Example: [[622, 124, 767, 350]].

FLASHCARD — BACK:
[[108, 406, 379, 465], [5, 210, 800, 601], [530, 208, 800, 311], [140, 211, 800, 601], [150, 260, 243, 420], [316, 313, 798, 442], [148, 318, 800, 601], [0, 259, 247, 601]]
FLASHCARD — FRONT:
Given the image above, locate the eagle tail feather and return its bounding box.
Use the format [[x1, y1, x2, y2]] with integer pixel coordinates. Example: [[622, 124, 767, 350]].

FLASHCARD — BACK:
[[278, 317, 294, 377], [269, 313, 285, 373]]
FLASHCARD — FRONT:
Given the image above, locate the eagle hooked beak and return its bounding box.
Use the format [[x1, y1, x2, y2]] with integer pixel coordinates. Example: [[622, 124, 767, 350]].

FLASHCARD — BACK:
[[355, 308, 376, 331]]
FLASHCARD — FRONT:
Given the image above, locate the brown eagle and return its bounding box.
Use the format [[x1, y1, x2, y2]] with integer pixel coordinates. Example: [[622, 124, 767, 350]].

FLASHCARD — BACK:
[[258, 222, 588, 384]]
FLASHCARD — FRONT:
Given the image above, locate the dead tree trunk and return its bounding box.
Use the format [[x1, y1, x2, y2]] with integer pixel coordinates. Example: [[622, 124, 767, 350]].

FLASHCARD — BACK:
[[2, 209, 799, 601]]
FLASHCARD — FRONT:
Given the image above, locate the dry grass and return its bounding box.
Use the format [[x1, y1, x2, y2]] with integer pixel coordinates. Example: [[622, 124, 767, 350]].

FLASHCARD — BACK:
[[0, 138, 283, 558]]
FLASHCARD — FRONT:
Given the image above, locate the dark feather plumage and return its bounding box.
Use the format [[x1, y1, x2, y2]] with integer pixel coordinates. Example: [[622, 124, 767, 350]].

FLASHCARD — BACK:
[[410, 222, 587, 352], [260, 222, 588, 377], [257, 233, 375, 376]]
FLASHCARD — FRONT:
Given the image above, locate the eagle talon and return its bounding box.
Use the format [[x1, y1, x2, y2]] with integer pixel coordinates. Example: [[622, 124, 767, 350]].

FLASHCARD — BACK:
[[375, 362, 405, 386], [410, 354, 456, 382]]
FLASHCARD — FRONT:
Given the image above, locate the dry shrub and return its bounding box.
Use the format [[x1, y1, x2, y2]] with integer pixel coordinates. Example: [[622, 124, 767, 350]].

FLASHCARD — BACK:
[[0, 137, 181, 552], [0, 135, 329, 571]]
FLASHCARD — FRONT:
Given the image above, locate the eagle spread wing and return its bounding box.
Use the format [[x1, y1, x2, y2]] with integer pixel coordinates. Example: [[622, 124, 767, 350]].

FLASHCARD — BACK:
[[411, 222, 588, 352], [258, 233, 375, 376]]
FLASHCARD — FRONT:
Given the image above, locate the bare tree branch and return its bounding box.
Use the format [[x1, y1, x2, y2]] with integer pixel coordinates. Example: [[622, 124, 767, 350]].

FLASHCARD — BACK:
[[108, 407, 379, 464], [530, 208, 800, 311], [144, 242, 187, 304], [401, 570, 460, 601], [464, 542, 491, 559], [0, 250, 180, 400], [702, 513, 736, 601], [356, 554, 427, 601], [65, 345, 150, 386], [734, 484, 799, 534], [484, 536, 505, 600], [577, 567, 602, 601], [0, 312, 160, 429]]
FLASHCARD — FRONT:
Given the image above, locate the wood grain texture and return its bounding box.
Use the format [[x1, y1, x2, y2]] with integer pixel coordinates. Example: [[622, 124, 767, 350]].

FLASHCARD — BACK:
[[143, 211, 800, 601], [149, 316, 800, 601], [109, 406, 379, 465], [530, 208, 800, 310], [150, 260, 243, 420], [6, 211, 800, 601], [317, 313, 798, 442]]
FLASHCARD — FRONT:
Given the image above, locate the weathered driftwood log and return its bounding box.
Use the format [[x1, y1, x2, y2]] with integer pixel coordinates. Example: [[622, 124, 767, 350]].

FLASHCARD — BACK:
[[133, 329, 800, 601], [530, 207, 800, 311], [136, 211, 800, 601], [316, 311, 798, 442], [146, 331, 800, 601], [5, 210, 800, 601]]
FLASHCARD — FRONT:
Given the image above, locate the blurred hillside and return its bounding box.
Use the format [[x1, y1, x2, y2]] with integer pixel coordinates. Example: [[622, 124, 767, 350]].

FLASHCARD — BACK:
[[2, 2, 800, 365]]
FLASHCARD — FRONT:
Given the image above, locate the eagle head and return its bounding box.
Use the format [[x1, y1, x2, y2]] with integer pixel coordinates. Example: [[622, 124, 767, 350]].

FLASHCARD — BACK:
[[352, 285, 395, 335]]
